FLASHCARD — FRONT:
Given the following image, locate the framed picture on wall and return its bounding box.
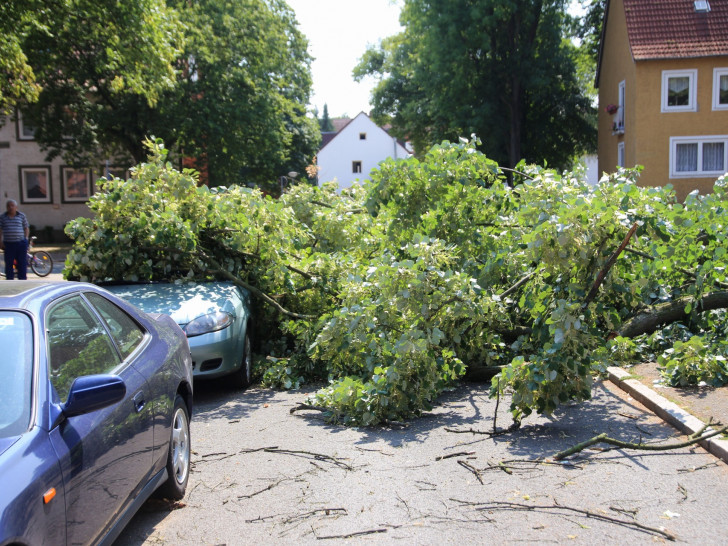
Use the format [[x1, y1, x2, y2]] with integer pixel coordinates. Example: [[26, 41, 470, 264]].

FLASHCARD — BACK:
[[61, 167, 92, 202], [19, 166, 52, 203]]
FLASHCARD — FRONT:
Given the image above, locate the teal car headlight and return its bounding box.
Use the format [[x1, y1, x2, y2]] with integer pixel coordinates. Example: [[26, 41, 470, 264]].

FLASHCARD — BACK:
[[183, 312, 233, 337]]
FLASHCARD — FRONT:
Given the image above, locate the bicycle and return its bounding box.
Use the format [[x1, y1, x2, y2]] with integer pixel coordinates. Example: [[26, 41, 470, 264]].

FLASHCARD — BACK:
[[1, 236, 54, 278]]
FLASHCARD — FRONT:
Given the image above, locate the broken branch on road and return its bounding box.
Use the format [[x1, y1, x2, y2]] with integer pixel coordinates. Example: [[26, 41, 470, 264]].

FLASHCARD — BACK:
[[553, 420, 728, 461], [453, 499, 676, 541], [315, 528, 388, 540], [257, 447, 353, 470]]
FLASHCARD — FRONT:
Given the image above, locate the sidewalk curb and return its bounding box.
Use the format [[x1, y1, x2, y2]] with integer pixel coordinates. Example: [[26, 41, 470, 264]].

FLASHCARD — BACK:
[[608, 366, 728, 464]]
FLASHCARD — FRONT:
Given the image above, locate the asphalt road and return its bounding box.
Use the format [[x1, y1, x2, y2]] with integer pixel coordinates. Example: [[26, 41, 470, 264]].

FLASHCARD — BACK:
[[24, 248, 728, 543], [114, 379, 728, 545]]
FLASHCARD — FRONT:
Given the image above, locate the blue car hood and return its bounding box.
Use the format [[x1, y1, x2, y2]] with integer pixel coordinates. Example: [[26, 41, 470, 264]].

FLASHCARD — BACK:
[[103, 282, 242, 325], [0, 435, 20, 457]]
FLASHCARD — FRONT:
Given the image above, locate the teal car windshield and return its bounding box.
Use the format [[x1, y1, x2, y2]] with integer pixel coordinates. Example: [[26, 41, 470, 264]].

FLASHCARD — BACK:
[[0, 312, 33, 438]]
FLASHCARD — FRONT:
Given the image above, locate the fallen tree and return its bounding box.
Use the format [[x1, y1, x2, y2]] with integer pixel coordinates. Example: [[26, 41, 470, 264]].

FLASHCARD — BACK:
[[64, 138, 728, 425]]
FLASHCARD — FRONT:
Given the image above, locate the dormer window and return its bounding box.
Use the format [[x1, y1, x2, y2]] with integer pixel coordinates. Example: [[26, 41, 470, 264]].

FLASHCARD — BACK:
[[694, 0, 710, 12], [661, 70, 697, 112]]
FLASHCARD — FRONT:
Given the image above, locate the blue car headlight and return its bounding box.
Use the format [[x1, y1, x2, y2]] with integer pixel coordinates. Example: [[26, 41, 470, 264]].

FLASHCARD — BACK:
[[183, 312, 233, 337]]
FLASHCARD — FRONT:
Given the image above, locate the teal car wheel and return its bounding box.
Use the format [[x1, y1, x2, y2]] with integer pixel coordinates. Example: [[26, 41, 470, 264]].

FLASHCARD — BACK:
[[233, 331, 252, 389]]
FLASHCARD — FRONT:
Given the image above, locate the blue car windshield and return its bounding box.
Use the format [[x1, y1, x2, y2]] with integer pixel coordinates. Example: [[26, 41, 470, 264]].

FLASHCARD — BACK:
[[0, 312, 33, 438]]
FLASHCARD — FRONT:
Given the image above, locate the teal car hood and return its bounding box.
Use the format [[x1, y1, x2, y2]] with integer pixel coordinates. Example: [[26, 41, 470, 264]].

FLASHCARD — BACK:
[[103, 282, 245, 325]]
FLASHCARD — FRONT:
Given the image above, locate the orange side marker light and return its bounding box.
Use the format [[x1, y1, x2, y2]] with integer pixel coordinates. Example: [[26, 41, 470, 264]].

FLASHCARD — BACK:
[[43, 488, 56, 504]]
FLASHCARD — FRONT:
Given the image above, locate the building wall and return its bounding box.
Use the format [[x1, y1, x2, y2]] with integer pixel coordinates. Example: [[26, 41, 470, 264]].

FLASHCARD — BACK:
[[0, 117, 95, 236], [598, 0, 728, 201], [317, 113, 409, 191], [598, 0, 636, 179], [634, 56, 728, 200]]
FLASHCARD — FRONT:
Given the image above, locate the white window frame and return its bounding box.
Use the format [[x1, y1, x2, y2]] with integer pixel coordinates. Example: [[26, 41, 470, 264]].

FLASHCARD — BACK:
[[617, 142, 625, 168], [713, 68, 728, 110], [669, 135, 728, 178], [16, 112, 36, 140], [661, 69, 698, 112], [616, 80, 626, 131]]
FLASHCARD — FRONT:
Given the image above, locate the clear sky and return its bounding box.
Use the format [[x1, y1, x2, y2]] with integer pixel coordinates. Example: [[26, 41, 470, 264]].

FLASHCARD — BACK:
[[285, 0, 403, 118]]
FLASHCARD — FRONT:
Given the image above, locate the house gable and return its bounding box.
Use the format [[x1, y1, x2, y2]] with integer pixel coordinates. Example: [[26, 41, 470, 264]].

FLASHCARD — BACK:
[[317, 112, 409, 191]]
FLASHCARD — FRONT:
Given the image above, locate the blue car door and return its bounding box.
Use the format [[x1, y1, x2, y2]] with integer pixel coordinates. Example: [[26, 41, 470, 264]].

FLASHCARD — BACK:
[[46, 295, 154, 545]]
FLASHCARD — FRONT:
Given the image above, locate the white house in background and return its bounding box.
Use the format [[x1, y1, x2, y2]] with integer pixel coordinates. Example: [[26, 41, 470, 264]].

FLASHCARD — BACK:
[[317, 112, 410, 191], [581, 154, 600, 185]]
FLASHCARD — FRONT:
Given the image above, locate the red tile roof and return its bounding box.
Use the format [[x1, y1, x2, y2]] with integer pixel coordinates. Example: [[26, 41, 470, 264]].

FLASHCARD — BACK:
[[624, 0, 728, 59], [331, 117, 352, 132], [320, 117, 352, 148]]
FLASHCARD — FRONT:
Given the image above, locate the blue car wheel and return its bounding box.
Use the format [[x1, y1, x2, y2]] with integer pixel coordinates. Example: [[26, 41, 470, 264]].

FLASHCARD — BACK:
[[157, 395, 190, 500]]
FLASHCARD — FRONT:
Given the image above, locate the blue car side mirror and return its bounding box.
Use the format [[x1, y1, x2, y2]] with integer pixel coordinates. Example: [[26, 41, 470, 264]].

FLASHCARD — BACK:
[[63, 375, 127, 418]]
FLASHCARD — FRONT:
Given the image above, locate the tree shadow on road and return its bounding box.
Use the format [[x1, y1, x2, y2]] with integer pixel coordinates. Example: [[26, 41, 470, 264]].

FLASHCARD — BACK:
[[190, 379, 314, 423], [291, 380, 685, 462], [190, 377, 694, 464]]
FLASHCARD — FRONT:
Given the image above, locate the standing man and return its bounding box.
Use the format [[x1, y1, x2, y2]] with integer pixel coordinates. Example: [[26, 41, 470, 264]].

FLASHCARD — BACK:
[[0, 199, 30, 280]]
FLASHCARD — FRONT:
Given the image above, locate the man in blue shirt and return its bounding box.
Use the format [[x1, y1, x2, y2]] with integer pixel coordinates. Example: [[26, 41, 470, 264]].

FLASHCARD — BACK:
[[0, 200, 30, 279]]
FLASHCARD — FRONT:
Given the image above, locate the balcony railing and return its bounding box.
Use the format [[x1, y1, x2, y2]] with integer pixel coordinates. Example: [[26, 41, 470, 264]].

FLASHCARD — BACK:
[[611, 107, 625, 135]]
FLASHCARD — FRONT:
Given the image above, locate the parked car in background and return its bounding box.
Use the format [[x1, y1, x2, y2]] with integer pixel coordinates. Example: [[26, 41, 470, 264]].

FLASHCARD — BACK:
[[0, 281, 193, 545], [103, 282, 253, 388]]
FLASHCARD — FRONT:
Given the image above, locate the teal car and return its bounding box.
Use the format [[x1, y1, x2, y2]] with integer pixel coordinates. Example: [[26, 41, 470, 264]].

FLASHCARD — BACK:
[[104, 282, 253, 388]]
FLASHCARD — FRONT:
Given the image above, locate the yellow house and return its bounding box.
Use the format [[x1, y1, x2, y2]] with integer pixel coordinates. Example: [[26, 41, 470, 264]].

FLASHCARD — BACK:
[[596, 0, 728, 200]]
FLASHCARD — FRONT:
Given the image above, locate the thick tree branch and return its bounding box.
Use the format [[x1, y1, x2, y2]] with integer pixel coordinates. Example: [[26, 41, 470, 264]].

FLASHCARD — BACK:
[[618, 290, 728, 338], [498, 271, 536, 299], [206, 261, 316, 320], [584, 222, 638, 306], [139, 244, 318, 320]]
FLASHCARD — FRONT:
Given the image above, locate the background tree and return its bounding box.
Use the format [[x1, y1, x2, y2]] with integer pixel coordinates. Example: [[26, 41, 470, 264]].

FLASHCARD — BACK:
[[160, 0, 320, 188], [18, 0, 183, 164], [355, 0, 596, 170], [578, 0, 606, 65], [0, 0, 42, 116], [16, 0, 319, 190], [319, 103, 335, 132]]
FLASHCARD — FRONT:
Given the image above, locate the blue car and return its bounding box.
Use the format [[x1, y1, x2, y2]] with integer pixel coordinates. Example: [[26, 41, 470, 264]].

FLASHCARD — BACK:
[[103, 282, 253, 388], [0, 281, 193, 545]]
